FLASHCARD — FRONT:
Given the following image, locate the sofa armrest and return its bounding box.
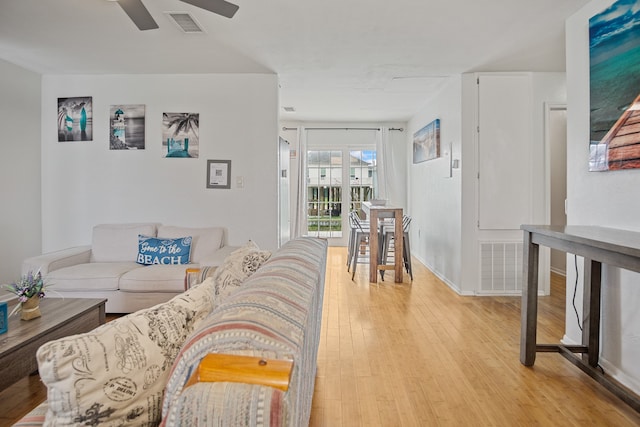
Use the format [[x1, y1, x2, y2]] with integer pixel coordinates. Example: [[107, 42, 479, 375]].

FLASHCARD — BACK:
[[184, 353, 293, 391], [22, 246, 92, 275], [183, 246, 239, 289], [162, 382, 288, 427]]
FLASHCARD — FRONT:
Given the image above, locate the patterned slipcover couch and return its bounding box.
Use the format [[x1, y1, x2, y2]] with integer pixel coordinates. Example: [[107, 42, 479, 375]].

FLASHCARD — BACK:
[[15, 237, 328, 427]]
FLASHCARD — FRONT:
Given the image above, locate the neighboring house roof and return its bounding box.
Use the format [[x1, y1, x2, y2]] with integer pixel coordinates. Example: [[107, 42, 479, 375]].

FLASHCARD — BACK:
[[308, 151, 373, 167]]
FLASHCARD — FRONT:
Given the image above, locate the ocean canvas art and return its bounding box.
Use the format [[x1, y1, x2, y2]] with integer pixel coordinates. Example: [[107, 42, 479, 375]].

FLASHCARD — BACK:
[[589, 0, 640, 171], [162, 112, 199, 158], [58, 97, 92, 142], [110, 104, 146, 150], [413, 119, 440, 164]]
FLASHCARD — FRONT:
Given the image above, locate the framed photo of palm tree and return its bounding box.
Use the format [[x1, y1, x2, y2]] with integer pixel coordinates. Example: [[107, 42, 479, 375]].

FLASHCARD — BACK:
[[162, 112, 199, 158]]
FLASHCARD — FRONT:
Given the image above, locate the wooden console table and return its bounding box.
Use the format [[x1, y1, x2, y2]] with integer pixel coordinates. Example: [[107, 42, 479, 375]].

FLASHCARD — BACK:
[[362, 202, 403, 283], [520, 225, 640, 412]]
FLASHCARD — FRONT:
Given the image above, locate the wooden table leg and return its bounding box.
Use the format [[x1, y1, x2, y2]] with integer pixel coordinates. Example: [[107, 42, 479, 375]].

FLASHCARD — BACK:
[[520, 231, 539, 366], [369, 210, 379, 283], [582, 258, 602, 367], [394, 209, 403, 283]]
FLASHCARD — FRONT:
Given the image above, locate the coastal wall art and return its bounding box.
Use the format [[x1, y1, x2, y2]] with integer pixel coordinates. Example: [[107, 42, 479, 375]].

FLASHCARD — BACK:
[[413, 118, 440, 164], [589, 0, 640, 171], [109, 105, 146, 150], [57, 96, 92, 142], [162, 112, 199, 158]]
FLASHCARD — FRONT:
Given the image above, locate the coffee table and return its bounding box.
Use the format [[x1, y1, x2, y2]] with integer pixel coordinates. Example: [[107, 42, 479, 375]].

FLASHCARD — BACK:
[[0, 297, 106, 391]]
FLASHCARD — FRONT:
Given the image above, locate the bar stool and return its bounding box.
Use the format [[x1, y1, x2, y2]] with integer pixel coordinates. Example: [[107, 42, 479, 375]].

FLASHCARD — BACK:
[[347, 211, 369, 272], [380, 215, 413, 281], [348, 212, 374, 279]]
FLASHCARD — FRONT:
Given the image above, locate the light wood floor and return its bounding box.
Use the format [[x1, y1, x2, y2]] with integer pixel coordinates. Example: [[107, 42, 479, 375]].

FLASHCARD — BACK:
[[309, 247, 640, 426], [2, 247, 640, 426]]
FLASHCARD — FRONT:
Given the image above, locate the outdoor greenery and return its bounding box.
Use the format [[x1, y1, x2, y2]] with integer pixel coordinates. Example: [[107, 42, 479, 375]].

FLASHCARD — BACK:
[[308, 215, 342, 231]]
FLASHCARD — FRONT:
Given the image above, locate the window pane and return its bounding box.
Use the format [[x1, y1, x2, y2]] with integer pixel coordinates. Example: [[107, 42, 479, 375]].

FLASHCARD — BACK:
[[306, 150, 343, 238], [349, 150, 375, 213]]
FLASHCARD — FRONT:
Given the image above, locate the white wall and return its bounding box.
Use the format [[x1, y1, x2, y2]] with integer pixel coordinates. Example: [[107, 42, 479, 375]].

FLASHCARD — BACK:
[[549, 109, 567, 274], [460, 72, 566, 295], [41, 74, 279, 251], [531, 73, 568, 223], [0, 59, 41, 283], [407, 76, 463, 290], [566, 0, 640, 393]]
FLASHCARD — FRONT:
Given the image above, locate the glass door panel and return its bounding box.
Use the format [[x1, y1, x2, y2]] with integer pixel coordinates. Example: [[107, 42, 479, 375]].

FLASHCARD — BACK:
[[349, 150, 376, 213], [307, 150, 343, 238], [306, 148, 376, 244]]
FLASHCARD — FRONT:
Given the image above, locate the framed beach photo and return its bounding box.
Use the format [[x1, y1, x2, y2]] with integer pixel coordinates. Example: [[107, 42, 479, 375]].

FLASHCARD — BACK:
[[58, 96, 93, 142], [162, 112, 199, 158], [207, 160, 231, 189], [110, 104, 146, 150], [588, 0, 640, 171], [413, 118, 441, 163]]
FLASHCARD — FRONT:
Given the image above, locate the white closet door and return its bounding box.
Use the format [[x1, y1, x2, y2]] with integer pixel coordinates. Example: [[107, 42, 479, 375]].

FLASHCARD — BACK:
[[478, 74, 532, 230]]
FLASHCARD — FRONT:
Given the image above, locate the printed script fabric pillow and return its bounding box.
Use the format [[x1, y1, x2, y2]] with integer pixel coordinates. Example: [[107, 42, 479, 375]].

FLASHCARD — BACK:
[[137, 235, 192, 265], [36, 278, 216, 427], [185, 265, 217, 290], [210, 240, 271, 301]]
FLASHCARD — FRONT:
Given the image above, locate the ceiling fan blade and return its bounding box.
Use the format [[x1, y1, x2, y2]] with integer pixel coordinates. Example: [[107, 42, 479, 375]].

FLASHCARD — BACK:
[[180, 0, 239, 19], [117, 0, 159, 30]]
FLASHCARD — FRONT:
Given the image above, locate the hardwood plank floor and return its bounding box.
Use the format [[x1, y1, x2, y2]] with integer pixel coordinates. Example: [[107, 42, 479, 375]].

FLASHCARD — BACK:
[[2, 248, 639, 426], [309, 247, 640, 426]]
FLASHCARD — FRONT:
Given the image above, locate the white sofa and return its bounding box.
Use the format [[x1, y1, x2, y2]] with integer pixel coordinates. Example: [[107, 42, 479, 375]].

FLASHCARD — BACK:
[[22, 223, 236, 313]]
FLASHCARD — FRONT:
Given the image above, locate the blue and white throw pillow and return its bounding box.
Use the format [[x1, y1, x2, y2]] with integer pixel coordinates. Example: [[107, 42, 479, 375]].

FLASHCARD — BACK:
[[137, 235, 192, 265]]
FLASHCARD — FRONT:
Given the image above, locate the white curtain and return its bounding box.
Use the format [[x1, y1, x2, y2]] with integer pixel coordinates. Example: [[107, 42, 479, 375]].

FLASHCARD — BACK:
[[375, 127, 388, 200], [376, 127, 406, 208], [292, 126, 308, 237]]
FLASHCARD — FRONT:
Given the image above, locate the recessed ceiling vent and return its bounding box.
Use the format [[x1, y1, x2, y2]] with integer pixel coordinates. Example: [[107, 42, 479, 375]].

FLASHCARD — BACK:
[[165, 12, 204, 33]]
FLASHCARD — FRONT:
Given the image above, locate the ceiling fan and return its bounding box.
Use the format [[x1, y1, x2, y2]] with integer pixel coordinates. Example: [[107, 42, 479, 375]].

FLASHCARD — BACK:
[[111, 0, 239, 31]]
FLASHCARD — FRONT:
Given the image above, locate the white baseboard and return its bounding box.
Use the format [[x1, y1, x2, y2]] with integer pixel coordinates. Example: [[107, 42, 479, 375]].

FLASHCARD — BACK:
[[561, 334, 578, 346], [598, 358, 640, 396], [0, 291, 17, 303], [413, 254, 470, 295], [560, 335, 640, 395]]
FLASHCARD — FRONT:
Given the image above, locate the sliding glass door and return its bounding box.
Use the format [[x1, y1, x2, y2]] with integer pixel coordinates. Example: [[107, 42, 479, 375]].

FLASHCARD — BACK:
[[306, 148, 376, 245], [307, 150, 343, 239]]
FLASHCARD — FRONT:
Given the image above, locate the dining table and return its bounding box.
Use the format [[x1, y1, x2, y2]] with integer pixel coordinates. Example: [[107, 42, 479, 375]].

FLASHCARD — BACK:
[[361, 201, 404, 283]]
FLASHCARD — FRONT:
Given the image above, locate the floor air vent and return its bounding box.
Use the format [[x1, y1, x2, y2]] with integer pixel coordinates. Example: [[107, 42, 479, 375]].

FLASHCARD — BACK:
[[480, 241, 523, 294]]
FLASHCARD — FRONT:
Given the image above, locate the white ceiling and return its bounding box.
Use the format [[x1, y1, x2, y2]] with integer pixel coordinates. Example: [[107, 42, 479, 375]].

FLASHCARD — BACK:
[[0, 0, 590, 122]]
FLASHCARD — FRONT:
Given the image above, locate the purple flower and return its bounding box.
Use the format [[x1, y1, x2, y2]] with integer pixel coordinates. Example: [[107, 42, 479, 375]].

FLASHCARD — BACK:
[[3, 270, 48, 300]]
